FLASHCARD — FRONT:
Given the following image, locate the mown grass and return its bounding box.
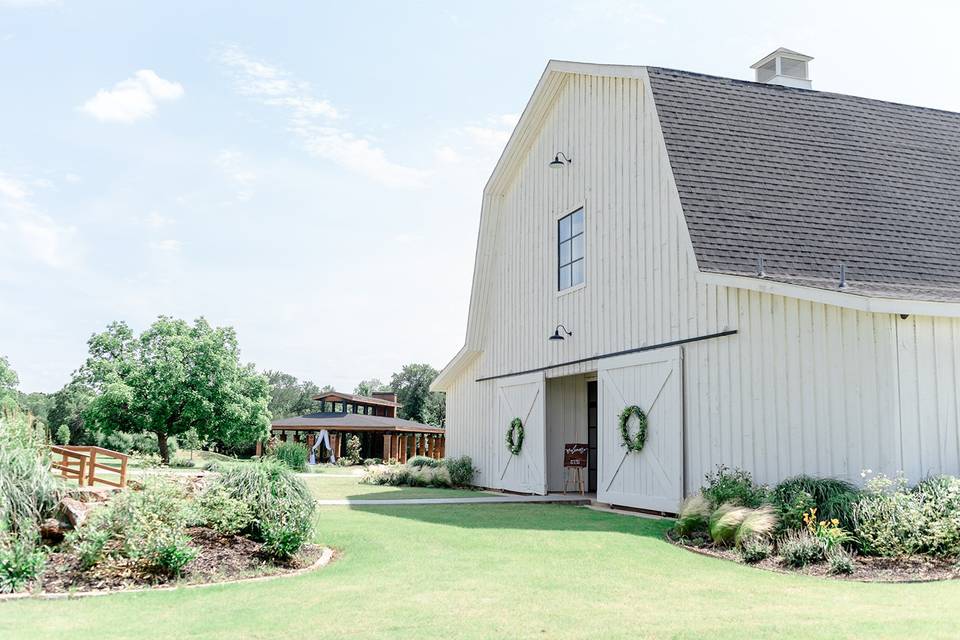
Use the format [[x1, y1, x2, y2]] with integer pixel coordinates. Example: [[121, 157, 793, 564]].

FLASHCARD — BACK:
[[3, 477, 960, 639]]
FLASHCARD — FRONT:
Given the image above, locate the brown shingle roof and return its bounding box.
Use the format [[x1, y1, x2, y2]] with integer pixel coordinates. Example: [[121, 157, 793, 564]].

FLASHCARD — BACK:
[[270, 412, 443, 434]]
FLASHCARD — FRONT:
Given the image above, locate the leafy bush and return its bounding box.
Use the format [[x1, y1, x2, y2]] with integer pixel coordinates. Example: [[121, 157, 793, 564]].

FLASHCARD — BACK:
[[0, 445, 63, 532], [345, 435, 362, 464], [735, 506, 778, 547], [702, 465, 768, 508], [272, 442, 308, 472], [0, 527, 46, 593], [54, 424, 71, 445], [772, 475, 859, 530], [739, 538, 773, 564], [709, 503, 750, 545], [407, 456, 442, 469], [828, 549, 855, 575], [137, 453, 163, 468], [209, 461, 315, 558], [362, 458, 382, 466], [854, 473, 960, 557], [778, 529, 826, 568], [169, 457, 196, 469], [444, 456, 475, 487], [197, 487, 253, 536], [675, 495, 711, 536], [68, 479, 196, 576]]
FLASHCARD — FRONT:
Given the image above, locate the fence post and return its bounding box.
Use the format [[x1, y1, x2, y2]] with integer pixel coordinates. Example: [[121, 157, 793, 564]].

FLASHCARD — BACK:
[[87, 448, 98, 486]]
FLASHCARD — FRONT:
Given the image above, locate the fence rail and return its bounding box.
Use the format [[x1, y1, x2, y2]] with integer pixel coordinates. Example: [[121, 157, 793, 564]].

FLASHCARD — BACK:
[[50, 445, 129, 488]]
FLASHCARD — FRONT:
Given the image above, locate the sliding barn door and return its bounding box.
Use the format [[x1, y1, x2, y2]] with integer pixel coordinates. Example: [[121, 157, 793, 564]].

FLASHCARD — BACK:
[[597, 347, 683, 511], [495, 372, 547, 495]]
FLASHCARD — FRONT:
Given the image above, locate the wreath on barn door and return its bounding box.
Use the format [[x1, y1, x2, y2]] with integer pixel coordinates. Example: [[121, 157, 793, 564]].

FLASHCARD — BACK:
[[506, 417, 524, 455], [619, 405, 648, 452]]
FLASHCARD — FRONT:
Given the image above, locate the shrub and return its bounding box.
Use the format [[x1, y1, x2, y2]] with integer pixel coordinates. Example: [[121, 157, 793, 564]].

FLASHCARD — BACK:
[[137, 453, 163, 468], [778, 529, 826, 568], [828, 549, 855, 575], [0, 527, 46, 593], [735, 505, 778, 547], [854, 473, 960, 557], [739, 538, 773, 564], [362, 458, 382, 466], [444, 456, 475, 487], [709, 503, 750, 545], [0, 445, 63, 532], [272, 442, 308, 472], [209, 461, 315, 558], [345, 435, 362, 464], [169, 457, 196, 469], [68, 479, 196, 576], [407, 456, 442, 469], [675, 495, 711, 536], [54, 424, 71, 446], [197, 487, 253, 536], [701, 465, 768, 508], [772, 475, 859, 530]]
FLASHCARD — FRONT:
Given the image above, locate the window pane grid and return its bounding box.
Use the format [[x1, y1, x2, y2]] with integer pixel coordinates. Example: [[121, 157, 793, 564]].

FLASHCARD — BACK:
[[558, 208, 585, 291]]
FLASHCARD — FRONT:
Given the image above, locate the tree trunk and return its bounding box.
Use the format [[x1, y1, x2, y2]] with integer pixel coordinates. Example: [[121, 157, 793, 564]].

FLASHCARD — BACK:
[[157, 432, 170, 464]]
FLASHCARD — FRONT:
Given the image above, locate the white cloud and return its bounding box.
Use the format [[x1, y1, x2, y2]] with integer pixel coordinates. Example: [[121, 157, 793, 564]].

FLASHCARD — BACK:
[[64, 172, 82, 184], [80, 70, 184, 124], [144, 211, 174, 229], [217, 45, 428, 189], [149, 238, 181, 253], [215, 149, 257, 201], [435, 145, 462, 165], [0, 172, 78, 268]]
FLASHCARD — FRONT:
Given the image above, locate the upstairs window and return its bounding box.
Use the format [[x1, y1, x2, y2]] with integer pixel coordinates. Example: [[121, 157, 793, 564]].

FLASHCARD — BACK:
[[558, 208, 585, 291]]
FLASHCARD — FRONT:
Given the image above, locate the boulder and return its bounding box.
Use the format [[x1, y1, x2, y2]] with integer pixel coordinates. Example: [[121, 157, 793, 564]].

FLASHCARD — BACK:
[[58, 497, 93, 528]]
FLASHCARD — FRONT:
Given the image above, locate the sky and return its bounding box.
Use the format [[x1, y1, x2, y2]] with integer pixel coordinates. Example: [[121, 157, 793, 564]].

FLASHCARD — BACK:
[[2, 0, 960, 393]]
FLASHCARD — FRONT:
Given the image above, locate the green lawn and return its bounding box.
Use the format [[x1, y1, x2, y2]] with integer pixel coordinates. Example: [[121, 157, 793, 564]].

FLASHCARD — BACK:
[[4, 478, 960, 639]]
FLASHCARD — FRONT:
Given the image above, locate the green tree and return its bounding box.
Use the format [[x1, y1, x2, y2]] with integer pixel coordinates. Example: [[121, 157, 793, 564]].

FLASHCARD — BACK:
[[48, 380, 95, 445], [354, 378, 389, 397], [264, 370, 322, 418], [17, 392, 53, 423], [81, 317, 271, 463], [0, 355, 18, 391], [421, 391, 446, 427], [389, 363, 443, 425]]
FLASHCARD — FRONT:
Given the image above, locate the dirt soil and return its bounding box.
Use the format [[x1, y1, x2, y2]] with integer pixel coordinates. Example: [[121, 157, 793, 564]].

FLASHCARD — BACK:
[[668, 532, 960, 583], [40, 527, 324, 593]]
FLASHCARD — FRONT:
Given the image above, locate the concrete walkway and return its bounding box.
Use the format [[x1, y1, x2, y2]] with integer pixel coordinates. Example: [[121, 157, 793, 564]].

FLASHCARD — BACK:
[[316, 493, 593, 506]]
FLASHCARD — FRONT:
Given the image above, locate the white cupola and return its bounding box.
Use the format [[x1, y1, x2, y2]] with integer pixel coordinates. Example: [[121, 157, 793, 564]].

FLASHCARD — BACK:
[[750, 48, 813, 89]]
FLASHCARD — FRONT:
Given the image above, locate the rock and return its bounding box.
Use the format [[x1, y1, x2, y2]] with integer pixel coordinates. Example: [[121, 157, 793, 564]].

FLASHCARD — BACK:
[[59, 497, 93, 528], [40, 518, 66, 542]]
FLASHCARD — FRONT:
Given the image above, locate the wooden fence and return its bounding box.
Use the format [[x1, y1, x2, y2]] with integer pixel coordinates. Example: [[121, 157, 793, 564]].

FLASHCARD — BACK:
[[50, 445, 129, 488]]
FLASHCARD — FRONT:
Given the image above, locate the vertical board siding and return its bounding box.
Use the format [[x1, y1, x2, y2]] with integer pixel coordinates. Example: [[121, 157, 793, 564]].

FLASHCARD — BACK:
[[444, 69, 960, 494]]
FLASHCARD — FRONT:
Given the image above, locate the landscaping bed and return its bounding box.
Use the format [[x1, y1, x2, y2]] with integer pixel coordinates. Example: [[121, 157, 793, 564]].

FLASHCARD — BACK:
[[669, 465, 960, 582], [37, 527, 325, 594], [668, 531, 960, 583]]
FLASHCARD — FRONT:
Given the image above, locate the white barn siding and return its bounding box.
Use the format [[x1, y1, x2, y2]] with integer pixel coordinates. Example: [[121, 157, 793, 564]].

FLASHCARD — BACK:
[[441, 65, 960, 498]]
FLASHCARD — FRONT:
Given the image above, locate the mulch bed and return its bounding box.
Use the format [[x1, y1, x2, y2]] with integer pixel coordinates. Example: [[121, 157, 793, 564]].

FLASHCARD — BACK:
[[667, 531, 960, 583], [39, 527, 325, 594]]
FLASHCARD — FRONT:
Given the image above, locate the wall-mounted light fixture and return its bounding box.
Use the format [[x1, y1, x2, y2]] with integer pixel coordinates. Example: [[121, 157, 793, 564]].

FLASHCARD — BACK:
[[549, 324, 573, 341], [549, 152, 573, 169]]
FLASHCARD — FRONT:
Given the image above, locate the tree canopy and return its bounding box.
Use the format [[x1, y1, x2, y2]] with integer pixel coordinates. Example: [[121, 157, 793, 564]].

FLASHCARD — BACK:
[[390, 363, 445, 426], [264, 370, 323, 419], [81, 317, 271, 462], [354, 378, 389, 397]]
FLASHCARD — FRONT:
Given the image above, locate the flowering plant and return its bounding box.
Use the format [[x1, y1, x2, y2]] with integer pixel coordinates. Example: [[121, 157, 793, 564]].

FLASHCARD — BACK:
[[802, 507, 849, 551]]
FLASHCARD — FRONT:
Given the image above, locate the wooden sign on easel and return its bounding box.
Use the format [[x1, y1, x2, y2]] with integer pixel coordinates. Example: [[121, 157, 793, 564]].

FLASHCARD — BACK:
[[563, 443, 588, 495]]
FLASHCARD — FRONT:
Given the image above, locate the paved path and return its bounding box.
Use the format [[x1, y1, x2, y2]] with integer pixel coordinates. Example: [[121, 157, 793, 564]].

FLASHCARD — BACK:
[[316, 494, 593, 506]]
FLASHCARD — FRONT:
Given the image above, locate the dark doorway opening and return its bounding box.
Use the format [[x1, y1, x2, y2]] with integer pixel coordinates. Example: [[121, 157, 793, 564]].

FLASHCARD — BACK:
[[587, 380, 598, 493]]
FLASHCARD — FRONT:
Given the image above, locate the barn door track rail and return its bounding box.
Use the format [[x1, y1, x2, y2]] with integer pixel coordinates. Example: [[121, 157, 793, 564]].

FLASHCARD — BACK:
[[475, 329, 737, 383]]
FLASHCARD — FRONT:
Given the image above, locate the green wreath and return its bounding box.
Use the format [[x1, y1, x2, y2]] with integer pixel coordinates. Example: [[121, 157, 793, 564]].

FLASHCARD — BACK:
[[619, 405, 648, 452], [506, 417, 524, 455]]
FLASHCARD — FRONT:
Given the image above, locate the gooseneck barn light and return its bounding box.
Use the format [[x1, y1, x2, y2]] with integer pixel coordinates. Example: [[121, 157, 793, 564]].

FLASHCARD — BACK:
[[549, 152, 573, 169], [549, 324, 573, 341]]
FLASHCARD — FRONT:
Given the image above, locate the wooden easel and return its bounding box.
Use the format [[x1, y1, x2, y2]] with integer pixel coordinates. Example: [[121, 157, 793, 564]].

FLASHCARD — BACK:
[[563, 466, 585, 495]]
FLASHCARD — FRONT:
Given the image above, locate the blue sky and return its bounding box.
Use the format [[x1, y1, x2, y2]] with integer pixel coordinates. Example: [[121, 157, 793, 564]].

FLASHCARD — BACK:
[[2, 0, 959, 393]]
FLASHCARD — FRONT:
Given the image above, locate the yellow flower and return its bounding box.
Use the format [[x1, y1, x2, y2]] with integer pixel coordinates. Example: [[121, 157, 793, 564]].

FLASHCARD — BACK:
[[831, 518, 839, 526]]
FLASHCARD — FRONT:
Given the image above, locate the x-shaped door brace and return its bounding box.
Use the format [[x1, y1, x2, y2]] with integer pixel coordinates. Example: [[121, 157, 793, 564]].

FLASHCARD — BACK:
[[499, 385, 541, 481]]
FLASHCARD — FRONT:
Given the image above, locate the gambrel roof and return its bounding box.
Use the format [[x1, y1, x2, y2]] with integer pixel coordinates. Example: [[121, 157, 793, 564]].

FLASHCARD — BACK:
[[647, 67, 960, 302]]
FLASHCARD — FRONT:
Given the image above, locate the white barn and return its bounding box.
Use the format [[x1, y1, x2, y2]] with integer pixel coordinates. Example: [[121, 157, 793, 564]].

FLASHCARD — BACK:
[[431, 49, 960, 512]]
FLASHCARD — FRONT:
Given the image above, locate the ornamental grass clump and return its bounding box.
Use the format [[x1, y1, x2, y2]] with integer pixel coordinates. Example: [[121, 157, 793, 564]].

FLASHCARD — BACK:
[[709, 503, 750, 545], [407, 456, 442, 469], [735, 505, 778, 547], [675, 495, 711, 537], [272, 442, 309, 472], [209, 460, 315, 559], [772, 475, 860, 531]]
